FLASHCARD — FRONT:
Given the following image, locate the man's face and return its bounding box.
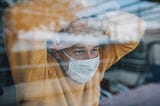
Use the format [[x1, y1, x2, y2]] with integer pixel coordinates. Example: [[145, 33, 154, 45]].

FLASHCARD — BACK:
[[56, 43, 100, 71]]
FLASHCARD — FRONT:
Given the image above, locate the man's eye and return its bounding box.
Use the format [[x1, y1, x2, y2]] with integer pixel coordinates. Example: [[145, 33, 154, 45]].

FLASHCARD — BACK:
[[74, 50, 84, 55], [91, 48, 99, 53]]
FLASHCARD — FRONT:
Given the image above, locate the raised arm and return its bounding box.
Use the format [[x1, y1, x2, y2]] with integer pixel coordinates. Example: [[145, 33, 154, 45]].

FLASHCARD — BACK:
[[99, 11, 146, 74], [2, 7, 48, 84], [2, 0, 80, 84]]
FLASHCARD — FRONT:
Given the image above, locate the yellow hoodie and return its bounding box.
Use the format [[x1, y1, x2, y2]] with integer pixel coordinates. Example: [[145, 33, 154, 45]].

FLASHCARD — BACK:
[[2, 0, 146, 106]]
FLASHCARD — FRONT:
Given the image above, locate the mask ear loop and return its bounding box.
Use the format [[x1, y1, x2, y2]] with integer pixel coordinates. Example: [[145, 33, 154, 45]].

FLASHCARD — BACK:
[[58, 50, 70, 73], [62, 50, 71, 59]]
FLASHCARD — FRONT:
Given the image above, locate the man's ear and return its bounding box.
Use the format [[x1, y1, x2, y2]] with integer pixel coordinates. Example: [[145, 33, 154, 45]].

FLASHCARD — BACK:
[[54, 50, 61, 59]]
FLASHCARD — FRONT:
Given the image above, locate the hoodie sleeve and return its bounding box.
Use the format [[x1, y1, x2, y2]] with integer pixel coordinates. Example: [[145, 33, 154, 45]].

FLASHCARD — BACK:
[[2, 6, 48, 84], [2, 0, 79, 84], [99, 11, 146, 75]]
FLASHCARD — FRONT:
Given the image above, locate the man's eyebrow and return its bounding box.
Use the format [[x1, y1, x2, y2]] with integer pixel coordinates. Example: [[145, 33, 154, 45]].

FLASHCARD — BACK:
[[71, 45, 99, 49], [70, 45, 85, 49], [94, 46, 99, 48]]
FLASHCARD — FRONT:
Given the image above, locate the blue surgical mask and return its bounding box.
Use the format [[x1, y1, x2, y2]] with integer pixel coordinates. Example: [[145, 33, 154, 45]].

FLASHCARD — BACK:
[[62, 50, 99, 84]]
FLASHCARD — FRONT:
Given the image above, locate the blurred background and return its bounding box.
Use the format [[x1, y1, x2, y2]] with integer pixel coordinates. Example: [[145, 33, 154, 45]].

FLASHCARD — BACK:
[[0, 0, 160, 106]]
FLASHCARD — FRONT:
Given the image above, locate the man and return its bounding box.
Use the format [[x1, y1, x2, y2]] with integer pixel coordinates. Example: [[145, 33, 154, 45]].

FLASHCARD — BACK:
[[2, 0, 146, 106]]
